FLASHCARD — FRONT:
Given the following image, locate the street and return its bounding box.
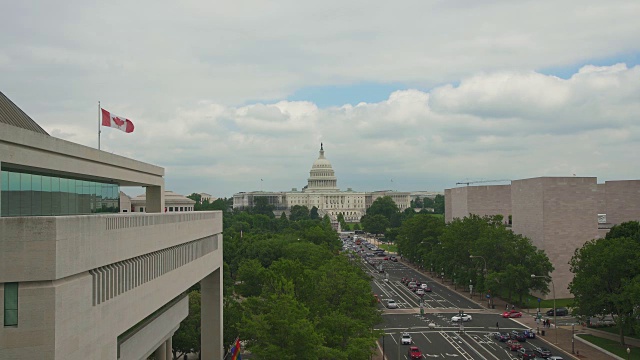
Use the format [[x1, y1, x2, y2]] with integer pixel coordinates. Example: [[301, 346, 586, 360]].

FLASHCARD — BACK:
[[356, 252, 575, 360]]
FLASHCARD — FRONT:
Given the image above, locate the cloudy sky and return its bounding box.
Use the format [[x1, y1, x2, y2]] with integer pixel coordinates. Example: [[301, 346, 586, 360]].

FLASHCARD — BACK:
[[2, 1, 640, 197]]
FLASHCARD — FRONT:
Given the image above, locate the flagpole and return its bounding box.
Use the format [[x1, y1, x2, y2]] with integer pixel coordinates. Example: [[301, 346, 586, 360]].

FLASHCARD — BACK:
[[98, 101, 101, 150]]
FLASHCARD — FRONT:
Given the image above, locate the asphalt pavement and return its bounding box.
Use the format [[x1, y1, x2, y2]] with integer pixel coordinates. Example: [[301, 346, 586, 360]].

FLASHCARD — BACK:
[[382, 260, 612, 360]]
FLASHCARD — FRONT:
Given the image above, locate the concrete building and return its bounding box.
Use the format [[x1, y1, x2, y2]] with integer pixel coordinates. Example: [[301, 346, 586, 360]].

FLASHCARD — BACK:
[[0, 91, 223, 360], [445, 177, 640, 299], [233, 144, 410, 223]]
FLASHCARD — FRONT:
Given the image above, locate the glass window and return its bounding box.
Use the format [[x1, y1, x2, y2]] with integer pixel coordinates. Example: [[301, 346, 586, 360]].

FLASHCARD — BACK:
[[4, 282, 18, 327], [1, 171, 8, 217], [20, 174, 32, 216]]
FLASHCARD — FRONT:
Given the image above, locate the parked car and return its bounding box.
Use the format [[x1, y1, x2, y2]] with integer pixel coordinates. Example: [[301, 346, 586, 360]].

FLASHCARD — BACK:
[[387, 299, 398, 309], [506, 340, 522, 351], [401, 333, 412, 345], [503, 309, 523, 318], [510, 330, 527, 342], [534, 346, 552, 358], [389, 256, 397, 262], [523, 329, 536, 338], [407, 346, 422, 359], [451, 313, 472, 322], [517, 347, 537, 359], [546, 307, 569, 316], [493, 332, 509, 342]]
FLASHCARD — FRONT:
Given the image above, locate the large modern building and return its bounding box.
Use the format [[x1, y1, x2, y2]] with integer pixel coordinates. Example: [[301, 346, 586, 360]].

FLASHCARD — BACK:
[[233, 144, 411, 223], [445, 177, 640, 298], [0, 91, 223, 360]]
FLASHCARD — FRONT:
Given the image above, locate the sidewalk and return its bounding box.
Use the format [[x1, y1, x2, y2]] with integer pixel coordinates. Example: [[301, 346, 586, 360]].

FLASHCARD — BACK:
[[399, 259, 617, 360]]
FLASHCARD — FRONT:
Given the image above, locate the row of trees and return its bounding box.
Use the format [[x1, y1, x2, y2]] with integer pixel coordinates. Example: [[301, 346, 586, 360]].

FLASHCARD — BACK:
[[173, 198, 381, 359], [410, 194, 445, 214], [396, 213, 554, 305], [569, 221, 640, 344]]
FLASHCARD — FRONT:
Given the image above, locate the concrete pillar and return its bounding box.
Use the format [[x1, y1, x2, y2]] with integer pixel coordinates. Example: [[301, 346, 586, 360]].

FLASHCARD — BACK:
[[201, 268, 223, 360], [146, 184, 165, 213], [165, 336, 173, 359], [154, 343, 166, 360]]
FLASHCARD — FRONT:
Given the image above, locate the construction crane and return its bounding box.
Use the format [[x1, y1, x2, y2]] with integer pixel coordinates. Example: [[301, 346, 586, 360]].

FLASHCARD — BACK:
[[456, 179, 511, 186]]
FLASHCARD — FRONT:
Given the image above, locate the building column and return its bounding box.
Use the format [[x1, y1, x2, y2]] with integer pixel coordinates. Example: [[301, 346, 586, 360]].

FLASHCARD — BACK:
[[165, 336, 173, 359], [146, 184, 165, 213], [154, 343, 166, 360], [201, 268, 223, 360]]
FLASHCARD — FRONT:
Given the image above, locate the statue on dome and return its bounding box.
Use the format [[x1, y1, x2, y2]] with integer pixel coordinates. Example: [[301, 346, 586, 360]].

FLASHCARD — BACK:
[[321, 142, 323, 151]]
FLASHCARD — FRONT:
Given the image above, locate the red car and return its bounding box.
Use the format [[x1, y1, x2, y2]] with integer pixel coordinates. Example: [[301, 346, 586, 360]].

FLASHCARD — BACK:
[[407, 346, 422, 359], [506, 340, 522, 351], [502, 309, 523, 318]]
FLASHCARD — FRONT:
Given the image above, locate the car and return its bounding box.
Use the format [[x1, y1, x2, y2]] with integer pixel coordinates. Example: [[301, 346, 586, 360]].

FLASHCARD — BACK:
[[534, 346, 552, 358], [407, 346, 422, 359], [421, 283, 432, 292], [506, 340, 522, 351], [510, 330, 527, 342], [408, 282, 417, 290], [493, 332, 509, 342], [517, 347, 537, 359], [503, 309, 523, 318], [389, 256, 398, 262], [523, 329, 536, 338], [415, 288, 425, 296], [546, 307, 569, 316], [547, 357, 564, 360], [383, 256, 389, 260], [401, 333, 412, 345], [387, 299, 398, 309], [451, 313, 472, 322]]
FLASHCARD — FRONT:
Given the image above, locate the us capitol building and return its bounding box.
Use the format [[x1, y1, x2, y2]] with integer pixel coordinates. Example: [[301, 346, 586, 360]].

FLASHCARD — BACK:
[[233, 144, 411, 223]]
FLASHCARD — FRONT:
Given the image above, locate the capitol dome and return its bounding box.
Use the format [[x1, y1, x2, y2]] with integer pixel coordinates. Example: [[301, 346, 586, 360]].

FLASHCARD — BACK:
[[306, 143, 338, 192]]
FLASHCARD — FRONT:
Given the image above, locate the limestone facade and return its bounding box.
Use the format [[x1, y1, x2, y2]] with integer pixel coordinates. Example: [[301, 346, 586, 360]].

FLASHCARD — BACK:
[[445, 176, 640, 299], [233, 145, 411, 223], [0, 91, 223, 360]]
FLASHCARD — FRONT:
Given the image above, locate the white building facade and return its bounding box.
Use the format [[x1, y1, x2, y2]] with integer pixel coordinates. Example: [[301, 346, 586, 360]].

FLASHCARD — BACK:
[[233, 144, 410, 222], [0, 91, 223, 360]]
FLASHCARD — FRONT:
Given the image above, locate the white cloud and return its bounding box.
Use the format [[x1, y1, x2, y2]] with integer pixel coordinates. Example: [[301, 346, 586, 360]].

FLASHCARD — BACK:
[[2, 1, 640, 195], [32, 64, 638, 196]]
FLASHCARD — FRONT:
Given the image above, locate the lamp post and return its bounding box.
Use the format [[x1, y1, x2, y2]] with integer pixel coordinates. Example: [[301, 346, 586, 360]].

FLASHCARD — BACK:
[[532, 274, 557, 344], [469, 255, 487, 274], [441, 268, 444, 283]]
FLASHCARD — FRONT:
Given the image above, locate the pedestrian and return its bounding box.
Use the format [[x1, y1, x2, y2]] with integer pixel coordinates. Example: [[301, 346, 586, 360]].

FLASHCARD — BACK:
[[506, 303, 509, 311], [511, 304, 515, 311], [496, 321, 499, 330]]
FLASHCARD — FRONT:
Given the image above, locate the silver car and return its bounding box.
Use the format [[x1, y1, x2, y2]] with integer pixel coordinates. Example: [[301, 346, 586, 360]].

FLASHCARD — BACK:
[[387, 299, 398, 309]]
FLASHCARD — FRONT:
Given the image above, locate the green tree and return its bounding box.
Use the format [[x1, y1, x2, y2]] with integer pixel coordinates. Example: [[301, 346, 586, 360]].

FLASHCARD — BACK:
[[310, 206, 319, 220], [241, 292, 325, 360], [569, 231, 640, 344], [187, 193, 202, 204], [396, 214, 445, 264], [236, 259, 266, 297], [433, 194, 444, 214], [172, 291, 201, 359], [289, 205, 310, 221], [360, 214, 389, 235], [353, 223, 361, 231], [253, 196, 276, 218], [365, 196, 402, 227]]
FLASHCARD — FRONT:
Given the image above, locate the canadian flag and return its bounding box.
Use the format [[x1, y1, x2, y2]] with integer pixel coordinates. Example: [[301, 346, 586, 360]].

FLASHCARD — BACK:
[[101, 108, 134, 133]]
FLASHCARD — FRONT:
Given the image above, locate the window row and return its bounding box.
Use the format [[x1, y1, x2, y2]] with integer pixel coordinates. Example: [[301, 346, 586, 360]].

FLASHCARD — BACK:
[[1, 170, 119, 217]]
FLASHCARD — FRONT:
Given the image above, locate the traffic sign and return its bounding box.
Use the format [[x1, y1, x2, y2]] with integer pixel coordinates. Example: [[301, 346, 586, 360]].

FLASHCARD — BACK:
[[538, 298, 541, 303]]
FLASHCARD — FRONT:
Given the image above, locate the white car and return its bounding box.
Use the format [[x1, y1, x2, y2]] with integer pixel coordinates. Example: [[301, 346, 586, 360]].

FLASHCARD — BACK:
[[415, 288, 425, 295], [387, 299, 398, 309], [401, 333, 412, 345], [451, 313, 472, 322]]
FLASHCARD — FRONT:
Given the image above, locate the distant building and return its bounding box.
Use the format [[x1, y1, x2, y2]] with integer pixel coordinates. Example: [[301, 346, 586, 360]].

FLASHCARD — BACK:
[[130, 190, 196, 213], [445, 177, 640, 298], [198, 192, 215, 203], [233, 144, 411, 224], [0, 91, 223, 360]]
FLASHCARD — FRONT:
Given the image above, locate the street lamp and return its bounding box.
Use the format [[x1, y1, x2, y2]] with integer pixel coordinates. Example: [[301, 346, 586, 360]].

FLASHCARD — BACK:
[[532, 274, 557, 345], [469, 255, 487, 274]]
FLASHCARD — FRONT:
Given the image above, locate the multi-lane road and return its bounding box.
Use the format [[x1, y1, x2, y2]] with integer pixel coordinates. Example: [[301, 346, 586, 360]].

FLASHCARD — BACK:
[[356, 252, 573, 360]]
